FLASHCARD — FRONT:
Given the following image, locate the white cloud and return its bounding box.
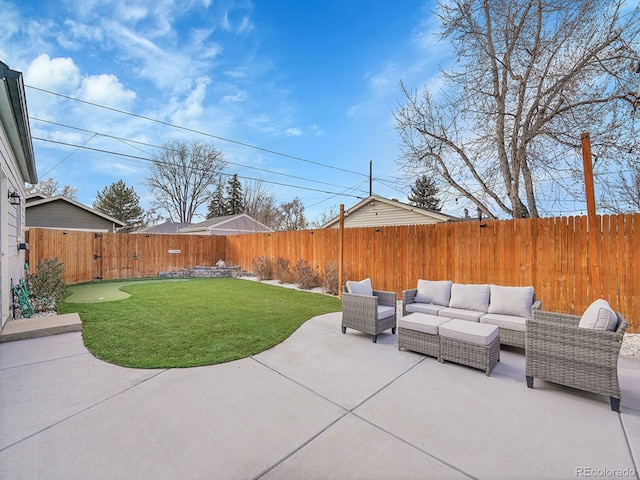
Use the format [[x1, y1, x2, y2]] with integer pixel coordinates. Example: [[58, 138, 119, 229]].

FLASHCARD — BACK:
[[119, 5, 149, 23], [169, 76, 210, 125], [80, 74, 137, 107], [224, 69, 247, 79], [24, 54, 81, 93], [23, 54, 136, 108], [0, 1, 21, 60], [59, 20, 105, 49], [285, 127, 302, 137], [221, 91, 248, 103], [221, 5, 254, 33], [365, 63, 399, 96], [310, 125, 325, 136], [237, 16, 254, 34]]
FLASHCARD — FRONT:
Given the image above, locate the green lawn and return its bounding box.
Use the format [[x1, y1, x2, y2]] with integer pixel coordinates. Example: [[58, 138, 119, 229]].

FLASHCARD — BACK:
[[58, 278, 341, 369]]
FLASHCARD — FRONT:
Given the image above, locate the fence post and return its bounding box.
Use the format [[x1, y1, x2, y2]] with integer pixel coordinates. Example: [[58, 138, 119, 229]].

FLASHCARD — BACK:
[[581, 132, 602, 300], [338, 204, 344, 298]]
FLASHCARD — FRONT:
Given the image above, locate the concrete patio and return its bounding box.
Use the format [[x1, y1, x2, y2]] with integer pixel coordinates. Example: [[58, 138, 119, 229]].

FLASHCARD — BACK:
[[0, 312, 638, 479]]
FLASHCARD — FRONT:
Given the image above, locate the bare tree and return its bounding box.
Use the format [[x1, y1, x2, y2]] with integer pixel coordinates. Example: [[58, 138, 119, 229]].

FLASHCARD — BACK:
[[396, 0, 640, 218], [601, 163, 640, 213], [277, 197, 307, 231], [26, 177, 78, 200], [145, 141, 226, 223], [309, 206, 339, 228], [243, 178, 282, 229]]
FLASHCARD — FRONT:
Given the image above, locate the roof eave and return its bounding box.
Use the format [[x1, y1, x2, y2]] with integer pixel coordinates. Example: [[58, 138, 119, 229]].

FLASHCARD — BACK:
[[0, 62, 37, 184]]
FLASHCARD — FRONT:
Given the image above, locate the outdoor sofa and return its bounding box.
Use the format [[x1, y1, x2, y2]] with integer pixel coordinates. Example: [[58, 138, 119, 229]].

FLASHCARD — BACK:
[[526, 300, 628, 411], [402, 280, 540, 349]]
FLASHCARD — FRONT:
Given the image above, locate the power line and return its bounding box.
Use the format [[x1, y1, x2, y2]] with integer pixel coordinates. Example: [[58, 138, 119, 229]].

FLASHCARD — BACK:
[[306, 181, 369, 209], [32, 137, 366, 199], [40, 132, 97, 177], [31, 117, 370, 194], [26, 84, 377, 179]]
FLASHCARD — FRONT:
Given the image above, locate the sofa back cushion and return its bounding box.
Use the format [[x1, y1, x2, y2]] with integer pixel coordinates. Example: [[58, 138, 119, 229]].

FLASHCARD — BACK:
[[415, 280, 452, 306], [488, 285, 534, 318], [579, 299, 618, 331], [346, 278, 373, 296], [448, 283, 490, 312]]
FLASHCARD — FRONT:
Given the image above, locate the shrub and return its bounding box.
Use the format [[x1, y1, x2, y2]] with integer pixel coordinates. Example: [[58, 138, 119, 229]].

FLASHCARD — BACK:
[[274, 257, 295, 284], [26, 257, 67, 312], [252, 256, 274, 280], [322, 260, 339, 295], [294, 259, 320, 290]]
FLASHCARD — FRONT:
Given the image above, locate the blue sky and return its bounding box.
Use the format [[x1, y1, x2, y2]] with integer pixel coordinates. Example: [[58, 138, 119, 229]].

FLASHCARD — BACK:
[[1, 0, 452, 223]]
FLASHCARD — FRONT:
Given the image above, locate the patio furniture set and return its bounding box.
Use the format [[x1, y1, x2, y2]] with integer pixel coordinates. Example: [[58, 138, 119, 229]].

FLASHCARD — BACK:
[[341, 279, 628, 411]]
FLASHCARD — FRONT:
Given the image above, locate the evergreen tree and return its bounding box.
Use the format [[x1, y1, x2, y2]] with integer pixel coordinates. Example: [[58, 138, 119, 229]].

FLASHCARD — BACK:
[[93, 180, 146, 233], [207, 176, 227, 218], [226, 174, 244, 215], [408, 175, 441, 211]]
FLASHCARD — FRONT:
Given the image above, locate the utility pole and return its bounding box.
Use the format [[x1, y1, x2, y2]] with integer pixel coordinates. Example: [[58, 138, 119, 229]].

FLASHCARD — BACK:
[[369, 160, 372, 197]]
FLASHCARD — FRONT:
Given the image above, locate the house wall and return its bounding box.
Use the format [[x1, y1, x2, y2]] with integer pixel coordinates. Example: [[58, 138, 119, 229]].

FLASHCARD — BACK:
[[328, 200, 443, 228], [0, 121, 28, 327], [26, 201, 117, 232]]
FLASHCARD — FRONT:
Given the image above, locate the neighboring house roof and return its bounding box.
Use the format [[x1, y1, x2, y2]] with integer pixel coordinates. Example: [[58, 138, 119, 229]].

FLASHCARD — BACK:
[[180, 213, 273, 235], [0, 61, 37, 184], [322, 195, 457, 229], [26, 195, 125, 232], [136, 222, 193, 234], [25, 193, 47, 202]]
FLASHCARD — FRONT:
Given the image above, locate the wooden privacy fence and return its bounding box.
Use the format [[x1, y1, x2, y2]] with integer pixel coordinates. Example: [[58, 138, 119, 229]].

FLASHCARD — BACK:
[[26, 213, 639, 332], [26, 229, 225, 284]]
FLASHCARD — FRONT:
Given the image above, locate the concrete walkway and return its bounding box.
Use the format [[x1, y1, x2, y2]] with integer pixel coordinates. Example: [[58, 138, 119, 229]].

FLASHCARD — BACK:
[[0, 313, 82, 343], [1, 312, 638, 480]]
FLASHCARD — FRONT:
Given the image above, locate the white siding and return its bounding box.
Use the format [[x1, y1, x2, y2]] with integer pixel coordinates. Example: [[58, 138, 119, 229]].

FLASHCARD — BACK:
[[333, 202, 442, 228], [1, 121, 28, 327]]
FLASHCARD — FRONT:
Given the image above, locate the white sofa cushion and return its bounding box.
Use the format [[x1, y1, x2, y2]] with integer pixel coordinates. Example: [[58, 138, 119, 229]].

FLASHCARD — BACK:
[[579, 299, 618, 331], [439, 319, 499, 346], [406, 302, 447, 316], [415, 280, 452, 306], [439, 307, 484, 322], [377, 305, 396, 320], [448, 283, 490, 313], [399, 313, 449, 335], [346, 278, 373, 296], [488, 285, 534, 318], [480, 313, 527, 332]]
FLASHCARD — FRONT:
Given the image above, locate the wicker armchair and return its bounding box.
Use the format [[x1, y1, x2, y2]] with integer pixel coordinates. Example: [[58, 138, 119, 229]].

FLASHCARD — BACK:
[[341, 286, 397, 343], [525, 309, 628, 411]]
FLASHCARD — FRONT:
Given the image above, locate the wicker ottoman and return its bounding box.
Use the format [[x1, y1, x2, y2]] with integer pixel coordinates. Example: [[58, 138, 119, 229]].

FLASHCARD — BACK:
[[398, 313, 450, 360], [439, 320, 500, 376]]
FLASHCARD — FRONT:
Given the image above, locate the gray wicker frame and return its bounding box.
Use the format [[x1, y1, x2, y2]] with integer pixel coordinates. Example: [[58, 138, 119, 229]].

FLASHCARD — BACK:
[[498, 328, 525, 349], [398, 327, 440, 359], [402, 287, 541, 349], [341, 287, 397, 343], [440, 334, 500, 376], [525, 309, 628, 412], [401, 289, 419, 317]]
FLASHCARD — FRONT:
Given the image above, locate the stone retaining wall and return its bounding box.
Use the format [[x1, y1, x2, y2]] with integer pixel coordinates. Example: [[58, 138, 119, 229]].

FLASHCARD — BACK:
[[158, 266, 241, 278]]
